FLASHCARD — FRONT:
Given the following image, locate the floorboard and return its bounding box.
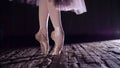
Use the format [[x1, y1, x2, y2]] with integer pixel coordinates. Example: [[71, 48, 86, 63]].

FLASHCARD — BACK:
[[0, 39, 120, 68]]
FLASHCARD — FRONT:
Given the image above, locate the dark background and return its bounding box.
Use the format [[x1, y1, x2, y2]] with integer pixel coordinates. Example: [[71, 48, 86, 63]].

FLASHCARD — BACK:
[[0, 0, 120, 48]]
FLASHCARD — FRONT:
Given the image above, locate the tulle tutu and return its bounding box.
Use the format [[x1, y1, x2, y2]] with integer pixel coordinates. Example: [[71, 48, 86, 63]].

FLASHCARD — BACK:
[[9, 0, 87, 14], [54, 0, 87, 14]]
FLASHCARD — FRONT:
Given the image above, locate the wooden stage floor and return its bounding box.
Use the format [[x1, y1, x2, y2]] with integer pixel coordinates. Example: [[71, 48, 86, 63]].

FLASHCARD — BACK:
[[0, 39, 120, 68]]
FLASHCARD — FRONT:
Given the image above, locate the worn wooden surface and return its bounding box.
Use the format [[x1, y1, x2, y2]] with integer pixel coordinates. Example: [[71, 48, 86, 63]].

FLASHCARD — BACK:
[[0, 39, 120, 68]]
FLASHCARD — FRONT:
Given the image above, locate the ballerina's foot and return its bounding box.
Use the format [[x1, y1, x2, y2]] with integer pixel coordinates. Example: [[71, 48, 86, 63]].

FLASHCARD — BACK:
[[35, 32, 50, 55], [51, 30, 64, 55]]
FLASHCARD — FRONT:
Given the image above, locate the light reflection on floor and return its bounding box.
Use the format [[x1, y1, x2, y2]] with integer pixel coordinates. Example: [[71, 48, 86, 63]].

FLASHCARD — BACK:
[[110, 39, 120, 43]]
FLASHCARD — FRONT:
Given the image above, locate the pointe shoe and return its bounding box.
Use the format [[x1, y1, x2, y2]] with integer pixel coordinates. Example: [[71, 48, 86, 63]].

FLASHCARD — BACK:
[[51, 30, 64, 55], [35, 32, 50, 55]]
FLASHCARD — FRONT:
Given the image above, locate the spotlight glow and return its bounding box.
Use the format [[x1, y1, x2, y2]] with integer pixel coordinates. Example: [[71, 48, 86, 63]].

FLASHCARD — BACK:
[[112, 40, 120, 43]]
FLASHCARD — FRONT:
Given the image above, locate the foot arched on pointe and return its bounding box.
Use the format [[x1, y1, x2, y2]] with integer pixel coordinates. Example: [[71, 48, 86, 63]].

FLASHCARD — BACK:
[[35, 32, 50, 56], [50, 30, 64, 55]]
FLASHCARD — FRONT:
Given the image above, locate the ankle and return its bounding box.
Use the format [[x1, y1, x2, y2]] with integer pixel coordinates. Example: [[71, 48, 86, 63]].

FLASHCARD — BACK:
[[54, 28, 64, 34], [37, 29, 48, 35], [52, 29, 65, 43], [55, 27, 62, 30], [40, 27, 48, 31]]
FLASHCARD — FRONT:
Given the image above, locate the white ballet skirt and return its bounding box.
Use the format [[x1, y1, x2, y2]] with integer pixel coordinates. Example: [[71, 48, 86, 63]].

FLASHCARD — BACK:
[[54, 0, 87, 14], [9, 0, 87, 14]]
